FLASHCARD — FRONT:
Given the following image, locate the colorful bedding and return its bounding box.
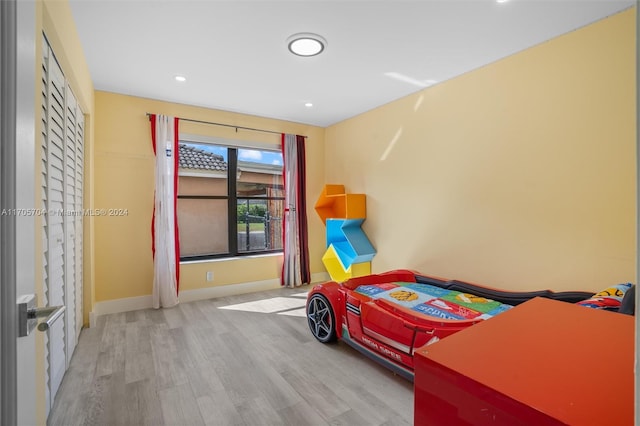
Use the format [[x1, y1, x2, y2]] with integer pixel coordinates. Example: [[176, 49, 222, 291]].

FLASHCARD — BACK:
[[356, 282, 513, 320], [576, 283, 634, 311]]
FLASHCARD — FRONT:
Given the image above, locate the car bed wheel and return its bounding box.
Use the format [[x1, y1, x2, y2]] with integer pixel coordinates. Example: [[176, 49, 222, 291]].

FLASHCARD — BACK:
[[307, 294, 337, 343]]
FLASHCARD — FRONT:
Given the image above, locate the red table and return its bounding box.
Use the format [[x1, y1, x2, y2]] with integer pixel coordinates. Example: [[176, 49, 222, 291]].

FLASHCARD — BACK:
[[414, 297, 634, 425]]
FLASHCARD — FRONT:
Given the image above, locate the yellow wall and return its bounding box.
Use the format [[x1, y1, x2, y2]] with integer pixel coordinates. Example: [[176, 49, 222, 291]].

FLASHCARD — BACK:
[[38, 0, 635, 315], [325, 8, 636, 292], [93, 91, 325, 302]]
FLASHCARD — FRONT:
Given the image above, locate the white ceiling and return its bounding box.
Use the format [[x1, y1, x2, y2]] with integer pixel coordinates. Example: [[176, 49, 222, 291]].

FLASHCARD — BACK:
[[68, 0, 634, 127]]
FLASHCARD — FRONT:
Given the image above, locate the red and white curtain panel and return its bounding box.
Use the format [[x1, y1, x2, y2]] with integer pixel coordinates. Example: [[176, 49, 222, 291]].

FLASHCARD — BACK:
[[149, 114, 180, 308], [281, 133, 311, 288]]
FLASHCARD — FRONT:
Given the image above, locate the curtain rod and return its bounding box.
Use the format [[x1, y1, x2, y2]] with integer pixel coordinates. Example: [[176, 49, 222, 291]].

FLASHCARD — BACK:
[[146, 113, 307, 138]]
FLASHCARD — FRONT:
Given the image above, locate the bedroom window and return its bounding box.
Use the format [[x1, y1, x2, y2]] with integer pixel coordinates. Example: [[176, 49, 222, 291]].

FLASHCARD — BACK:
[[177, 141, 284, 260]]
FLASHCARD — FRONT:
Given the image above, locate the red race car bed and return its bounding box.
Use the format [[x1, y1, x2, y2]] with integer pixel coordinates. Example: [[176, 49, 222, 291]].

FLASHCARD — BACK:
[[306, 269, 633, 381]]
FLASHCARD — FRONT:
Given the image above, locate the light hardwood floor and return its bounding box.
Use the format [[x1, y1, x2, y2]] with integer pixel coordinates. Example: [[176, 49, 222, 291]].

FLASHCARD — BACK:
[[48, 287, 414, 426]]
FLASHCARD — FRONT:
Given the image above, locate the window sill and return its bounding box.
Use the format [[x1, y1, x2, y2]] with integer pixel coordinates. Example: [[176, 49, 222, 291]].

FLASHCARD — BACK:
[[180, 252, 283, 265]]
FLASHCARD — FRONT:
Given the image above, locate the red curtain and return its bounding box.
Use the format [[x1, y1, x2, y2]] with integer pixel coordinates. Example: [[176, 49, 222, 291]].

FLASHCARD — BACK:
[[295, 135, 310, 284], [281, 133, 311, 287]]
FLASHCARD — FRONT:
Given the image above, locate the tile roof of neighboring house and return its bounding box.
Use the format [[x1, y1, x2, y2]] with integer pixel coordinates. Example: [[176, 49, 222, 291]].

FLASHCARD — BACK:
[[178, 143, 227, 172]]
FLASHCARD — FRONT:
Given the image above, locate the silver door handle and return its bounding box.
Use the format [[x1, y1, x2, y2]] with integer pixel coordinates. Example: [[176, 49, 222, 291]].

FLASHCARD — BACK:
[[29, 305, 66, 331], [17, 294, 66, 337]]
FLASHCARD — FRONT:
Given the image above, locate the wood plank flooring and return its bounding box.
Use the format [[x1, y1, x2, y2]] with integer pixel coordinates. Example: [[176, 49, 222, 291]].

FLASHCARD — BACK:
[[48, 287, 414, 425]]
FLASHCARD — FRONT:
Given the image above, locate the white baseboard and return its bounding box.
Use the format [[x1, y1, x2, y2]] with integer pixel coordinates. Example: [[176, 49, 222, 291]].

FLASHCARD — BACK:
[[89, 271, 330, 327]]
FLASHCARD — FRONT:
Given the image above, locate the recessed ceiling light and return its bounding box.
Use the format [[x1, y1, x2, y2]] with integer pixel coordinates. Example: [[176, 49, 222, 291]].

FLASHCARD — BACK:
[[287, 33, 327, 57], [305, 102, 313, 108], [174, 75, 186, 82], [496, 0, 509, 3]]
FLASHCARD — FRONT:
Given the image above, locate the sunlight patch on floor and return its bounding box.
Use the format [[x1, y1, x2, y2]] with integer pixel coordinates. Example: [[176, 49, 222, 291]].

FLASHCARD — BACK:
[[277, 307, 307, 317], [219, 296, 306, 314]]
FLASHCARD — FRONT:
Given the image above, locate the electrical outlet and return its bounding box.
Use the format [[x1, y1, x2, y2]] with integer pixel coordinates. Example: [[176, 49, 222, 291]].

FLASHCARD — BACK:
[[206, 271, 214, 282]]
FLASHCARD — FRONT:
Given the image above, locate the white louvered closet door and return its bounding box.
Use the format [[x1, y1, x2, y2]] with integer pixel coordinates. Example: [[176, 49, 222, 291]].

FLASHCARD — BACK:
[[41, 35, 85, 415], [75, 102, 84, 340], [44, 40, 67, 411], [64, 84, 77, 361], [40, 38, 52, 413]]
